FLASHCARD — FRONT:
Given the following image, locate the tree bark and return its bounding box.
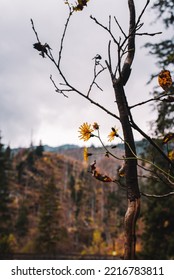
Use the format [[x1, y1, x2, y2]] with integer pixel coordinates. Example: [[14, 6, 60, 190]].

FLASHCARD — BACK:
[[124, 198, 140, 259], [113, 80, 140, 259], [113, 0, 141, 260]]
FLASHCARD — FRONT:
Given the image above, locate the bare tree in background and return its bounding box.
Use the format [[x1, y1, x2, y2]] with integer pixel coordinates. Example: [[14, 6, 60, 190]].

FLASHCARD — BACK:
[[31, 0, 174, 259]]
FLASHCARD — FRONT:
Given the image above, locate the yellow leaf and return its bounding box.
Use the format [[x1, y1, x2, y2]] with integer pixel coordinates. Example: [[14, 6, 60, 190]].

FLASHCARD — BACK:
[[158, 70, 173, 91], [168, 150, 174, 161], [162, 133, 174, 144]]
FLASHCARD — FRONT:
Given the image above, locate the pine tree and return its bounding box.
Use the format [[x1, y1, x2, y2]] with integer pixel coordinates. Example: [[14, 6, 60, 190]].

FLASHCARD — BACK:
[[151, 0, 174, 28], [34, 177, 60, 254], [142, 2, 174, 256], [142, 195, 174, 259], [0, 136, 12, 253], [35, 140, 44, 157], [140, 140, 174, 259], [145, 0, 174, 135], [15, 203, 29, 238]]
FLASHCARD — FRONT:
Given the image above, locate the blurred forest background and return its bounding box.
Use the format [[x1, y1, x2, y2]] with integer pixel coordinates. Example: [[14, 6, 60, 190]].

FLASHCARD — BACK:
[[0, 139, 132, 258], [0, 138, 174, 259]]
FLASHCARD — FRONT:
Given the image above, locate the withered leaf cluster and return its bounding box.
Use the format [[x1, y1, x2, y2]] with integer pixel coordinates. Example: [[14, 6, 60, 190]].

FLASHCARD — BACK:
[[33, 42, 51, 58]]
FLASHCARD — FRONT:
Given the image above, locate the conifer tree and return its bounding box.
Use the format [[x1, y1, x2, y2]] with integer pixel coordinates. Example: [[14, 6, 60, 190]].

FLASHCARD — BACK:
[[0, 135, 12, 253], [145, 0, 174, 135], [35, 177, 60, 254], [141, 0, 174, 259], [35, 140, 44, 157], [15, 203, 29, 238]]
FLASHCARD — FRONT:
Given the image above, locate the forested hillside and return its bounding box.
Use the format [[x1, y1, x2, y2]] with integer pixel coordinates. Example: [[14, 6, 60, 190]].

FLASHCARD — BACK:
[[1, 140, 173, 259], [1, 142, 134, 257]]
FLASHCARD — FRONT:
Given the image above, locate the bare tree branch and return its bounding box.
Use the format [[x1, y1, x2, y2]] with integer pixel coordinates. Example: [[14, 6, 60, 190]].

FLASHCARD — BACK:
[[141, 191, 174, 198], [136, 31, 162, 36], [90, 15, 119, 46], [50, 75, 69, 98], [129, 93, 168, 109], [31, 18, 40, 43], [114, 16, 127, 38], [58, 5, 73, 67], [87, 57, 106, 97], [135, 0, 150, 29]]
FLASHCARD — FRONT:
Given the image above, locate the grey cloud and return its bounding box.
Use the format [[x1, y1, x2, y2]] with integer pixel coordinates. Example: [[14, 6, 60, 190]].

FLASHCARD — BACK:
[[0, 0, 168, 147]]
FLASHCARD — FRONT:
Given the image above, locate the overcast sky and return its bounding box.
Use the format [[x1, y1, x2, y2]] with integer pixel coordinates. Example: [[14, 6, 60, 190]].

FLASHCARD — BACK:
[[0, 0, 170, 148]]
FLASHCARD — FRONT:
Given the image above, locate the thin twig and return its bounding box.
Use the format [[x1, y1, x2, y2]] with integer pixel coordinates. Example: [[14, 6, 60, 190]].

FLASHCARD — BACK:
[[58, 6, 73, 67], [129, 92, 171, 109], [94, 82, 103, 91], [109, 15, 111, 32], [136, 31, 162, 36], [90, 15, 119, 46], [50, 75, 69, 98], [141, 191, 174, 198], [108, 40, 113, 73], [114, 16, 127, 38], [138, 163, 174, 189], [113, 178, 174, 198], [87, 62, 106, 97], [31, 18, 40, 43], [135, 0, 150, 29]]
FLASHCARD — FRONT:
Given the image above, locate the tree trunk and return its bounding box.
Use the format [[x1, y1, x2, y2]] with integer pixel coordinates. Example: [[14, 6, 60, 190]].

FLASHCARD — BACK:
[[114, 80, 140, 259], [124, 198, 140, 259]]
